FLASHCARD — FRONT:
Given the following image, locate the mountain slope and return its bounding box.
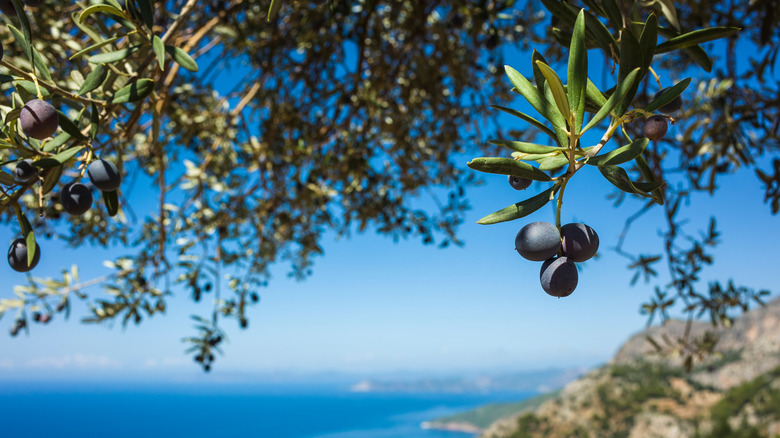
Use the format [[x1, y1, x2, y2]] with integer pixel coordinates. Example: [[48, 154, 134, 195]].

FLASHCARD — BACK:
[[480, 297, 780, 438]]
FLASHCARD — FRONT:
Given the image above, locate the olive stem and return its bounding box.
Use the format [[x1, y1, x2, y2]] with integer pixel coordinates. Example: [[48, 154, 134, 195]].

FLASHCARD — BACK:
[[31, 73, 43, 100]]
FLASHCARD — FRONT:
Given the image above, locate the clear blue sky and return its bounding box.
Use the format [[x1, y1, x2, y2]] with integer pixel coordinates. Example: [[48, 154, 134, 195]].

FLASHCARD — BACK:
[[1, 19, 777, 382]]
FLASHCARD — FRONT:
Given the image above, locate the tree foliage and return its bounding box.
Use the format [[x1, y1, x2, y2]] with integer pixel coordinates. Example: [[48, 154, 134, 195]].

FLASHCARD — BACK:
[[0, 0, 776, 371]]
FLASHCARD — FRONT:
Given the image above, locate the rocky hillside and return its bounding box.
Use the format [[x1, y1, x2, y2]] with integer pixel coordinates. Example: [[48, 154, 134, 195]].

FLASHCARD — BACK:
[[480, 297, 780, 438]]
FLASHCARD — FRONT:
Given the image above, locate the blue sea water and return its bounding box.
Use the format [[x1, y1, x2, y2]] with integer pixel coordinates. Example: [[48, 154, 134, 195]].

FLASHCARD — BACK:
[[0, 381, 533, 438]]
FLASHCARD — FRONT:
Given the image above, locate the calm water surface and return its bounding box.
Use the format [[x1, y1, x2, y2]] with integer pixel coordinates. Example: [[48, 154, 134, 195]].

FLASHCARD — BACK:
[[0, 381, 533, 438]]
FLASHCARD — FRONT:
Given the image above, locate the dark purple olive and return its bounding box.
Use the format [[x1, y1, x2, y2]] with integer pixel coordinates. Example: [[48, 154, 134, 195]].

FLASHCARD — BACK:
[[20, 99, 58, 140], [515, 222, 561, 261], [60, 182, 93, 216], [643, 115, 668, 141], [87, 159, 122, 191], [8, 237, 41, 272], [508, 175, 532, 191], [14, 159, 38, 183], [540, 257, 578, 297], [561, 223, 599, 262]]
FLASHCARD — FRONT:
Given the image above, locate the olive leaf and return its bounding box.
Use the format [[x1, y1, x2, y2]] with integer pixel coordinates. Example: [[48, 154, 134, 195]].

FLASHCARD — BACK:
[[467, 157, 552, 181], [477, 186, 558, 225], [535, 61, 570, 123], [567, 10, 587, 133], [78, 63, 109, 95], [488, 139, 567, 154]]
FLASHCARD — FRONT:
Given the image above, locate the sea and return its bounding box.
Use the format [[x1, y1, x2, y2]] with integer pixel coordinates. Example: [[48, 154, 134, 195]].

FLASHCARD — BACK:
[[0, 381, 534, 438]]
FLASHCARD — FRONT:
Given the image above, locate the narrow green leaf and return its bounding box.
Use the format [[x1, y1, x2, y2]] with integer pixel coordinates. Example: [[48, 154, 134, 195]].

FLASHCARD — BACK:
[[601, 0, 623, 31], [567, 10, 587, 134], [582, 8, 618, 56], [639, 14, 658, 74], [69, 35, 121, 61], [10, 0, 33, 63], [40, 166, 62, 195], [656, 26, 713, 72], [25, 229, 36, 267], [0, 74, 14, 84], [488, 140, 566, 154], [634, 181, 666, 193], [531, 50, 550, 96], [14, 81, 51, 98], [78, 4, 126, 23], [102, 190, 119, 217], [4, 107, 21, 125], [535, 61, 570, 123], [655, 27, 740, 53], [490, 105, 559, 145], [34, 146, 85, 169], [78, 63, 108, 95], [56, 111, 88, 141], [52, 146, 85, 164], [511, 152, 558, 161], [268, 0, 283, 21], [164, 45, 198, 72], [136, 0, 154, 30], [654, 0, 681, 31], [645, 78, 691, 113], [585, 138, 649, 166], [615, 29, 643, 116], [6, 25, 29, 64], [505, 65, 568, 145], [635, 152, 664, 205], [599, 165, 638, 194], [585, 79, 607, 110], [582, 68, 640, 133], [109, 79, 155, 104], [538, 155, 570, 171], [477, 186, 558, 225], [90, 102, 100, 139], [600, 165, 660, 200], [467, 157, 552, 181], [31, 48, 52, 81], [539, 0, 577, 27], [152, 35, 165, 71], [43, 133, 71, 152], [88, 45, 142, 64]]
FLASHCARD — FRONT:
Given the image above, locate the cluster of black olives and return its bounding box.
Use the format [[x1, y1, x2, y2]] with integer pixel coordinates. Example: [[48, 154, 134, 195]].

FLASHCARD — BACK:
[[643, 87, 683, 141], [515, 221, 599, 297], [7, 158, 122, 273]]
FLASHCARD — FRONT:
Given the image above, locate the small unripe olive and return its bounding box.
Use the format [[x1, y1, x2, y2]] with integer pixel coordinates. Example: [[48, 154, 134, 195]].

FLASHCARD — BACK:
[[653, 87, 683, 114], [561, 223, 599, 262], [515, 222, 561, 261], [60, 182, 93, 216], [508, 175, 532, 191], [540, 257, 578, 297], [8, 238, 41, 272], [643, 115, 668, 141], [20, 99, 58, 140]]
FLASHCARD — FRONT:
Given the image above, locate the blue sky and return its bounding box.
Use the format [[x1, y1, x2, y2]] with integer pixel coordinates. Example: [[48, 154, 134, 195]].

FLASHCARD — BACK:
[[1, 154, 776, 381], [1, 15, 778, 382]]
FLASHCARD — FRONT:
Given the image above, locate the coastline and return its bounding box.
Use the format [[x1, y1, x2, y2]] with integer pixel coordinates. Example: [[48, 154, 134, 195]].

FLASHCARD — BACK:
[[420, 420, 482, 435]]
